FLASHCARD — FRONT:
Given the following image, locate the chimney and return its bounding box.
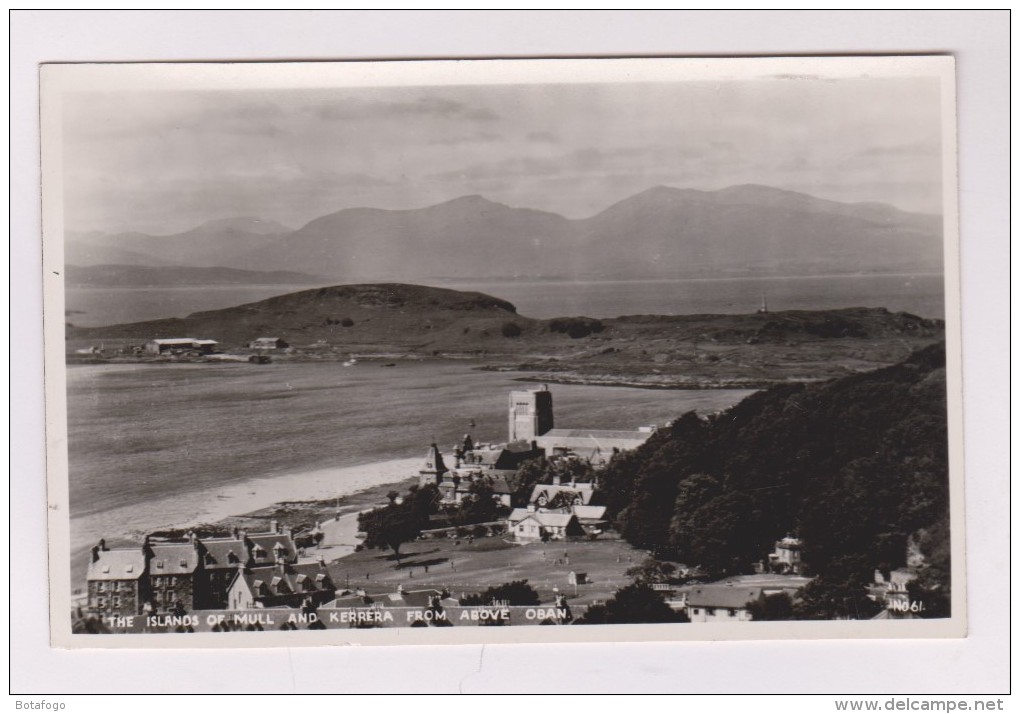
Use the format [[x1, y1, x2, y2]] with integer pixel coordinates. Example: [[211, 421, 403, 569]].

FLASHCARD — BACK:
[[231, 527, 239, 540], [270, 519, 279, 534], [91, 545, 101, 563], [317, 555, 326, 567], [287, 527, 296, 540], [187, 530, 196, 545], [98, 538, 107, 551], [552, 473, 561, 486], [527, 503, 536, 513]]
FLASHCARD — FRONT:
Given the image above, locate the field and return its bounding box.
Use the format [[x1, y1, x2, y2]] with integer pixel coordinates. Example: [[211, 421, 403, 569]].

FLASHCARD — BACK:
[[326, 534, 651, 609]]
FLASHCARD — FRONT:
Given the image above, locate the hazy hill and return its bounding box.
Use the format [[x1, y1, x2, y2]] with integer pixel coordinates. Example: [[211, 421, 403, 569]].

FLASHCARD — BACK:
[[65, 264, 329, 288], [237, 195, 577, 279], [64, 238, 181, 268], [67, 283, 529, 346], [64, 186, 943, 280], [67, 217, 292, 268], [575, 185, 943, 278], [67, 283, 944, 387]]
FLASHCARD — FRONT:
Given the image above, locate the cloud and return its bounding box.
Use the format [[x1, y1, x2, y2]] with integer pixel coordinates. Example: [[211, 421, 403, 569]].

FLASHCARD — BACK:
[[305, 96, 498, 123], [527, 130, 559, 143], [428, 144, 710, 183], [855, 141, 940, 158]]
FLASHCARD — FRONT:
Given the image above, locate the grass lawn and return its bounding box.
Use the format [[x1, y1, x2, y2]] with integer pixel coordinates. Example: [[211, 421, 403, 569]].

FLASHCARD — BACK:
[[325, 534, 650, 608]]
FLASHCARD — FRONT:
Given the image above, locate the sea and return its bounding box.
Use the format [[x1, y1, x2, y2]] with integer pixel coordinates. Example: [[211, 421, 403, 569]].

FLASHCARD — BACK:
[[64, 273, 946, 582], [66, 360, 753, 575], [64, 273, 947, 327]]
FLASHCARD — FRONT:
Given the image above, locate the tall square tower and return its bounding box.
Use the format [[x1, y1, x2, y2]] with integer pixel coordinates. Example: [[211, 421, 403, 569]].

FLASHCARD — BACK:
[[508, 386, 554, 442]]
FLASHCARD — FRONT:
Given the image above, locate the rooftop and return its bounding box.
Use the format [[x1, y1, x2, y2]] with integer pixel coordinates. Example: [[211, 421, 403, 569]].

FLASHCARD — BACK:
[[87, 549, 146, 581]]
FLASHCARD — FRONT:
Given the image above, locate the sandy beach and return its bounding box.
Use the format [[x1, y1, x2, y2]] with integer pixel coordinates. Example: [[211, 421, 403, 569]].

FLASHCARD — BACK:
[[69, 457, 422, 587]]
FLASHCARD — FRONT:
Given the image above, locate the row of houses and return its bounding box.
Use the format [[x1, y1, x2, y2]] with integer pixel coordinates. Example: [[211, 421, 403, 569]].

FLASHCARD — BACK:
[[85, 522, 336, 619], [142, 336, 290, 355]]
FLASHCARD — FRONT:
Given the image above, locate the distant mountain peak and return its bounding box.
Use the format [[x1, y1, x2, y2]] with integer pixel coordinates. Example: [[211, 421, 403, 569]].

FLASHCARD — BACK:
[[191, 216, 292, 235], [435, 194, 503, 209]]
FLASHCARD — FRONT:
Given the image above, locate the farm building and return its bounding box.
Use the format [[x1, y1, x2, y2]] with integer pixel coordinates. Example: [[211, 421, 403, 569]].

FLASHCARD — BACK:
[[145, 338, 218, 355], [249, 337, 289, 350]]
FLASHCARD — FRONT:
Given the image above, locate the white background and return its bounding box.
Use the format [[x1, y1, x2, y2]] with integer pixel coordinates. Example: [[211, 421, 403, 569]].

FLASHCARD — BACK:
[[9, 10, 1010, 695]]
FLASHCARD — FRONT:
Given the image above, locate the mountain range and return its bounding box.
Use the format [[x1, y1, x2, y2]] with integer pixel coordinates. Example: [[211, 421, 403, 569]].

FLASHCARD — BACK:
[[65, 185, 943, 281]]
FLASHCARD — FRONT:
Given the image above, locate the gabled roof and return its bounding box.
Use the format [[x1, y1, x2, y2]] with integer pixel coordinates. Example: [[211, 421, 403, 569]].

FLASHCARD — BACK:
[[508, 508, 531, 523], [572, 504, 608, 520], [149, 338, 198, 345], [517, 512, 578, 528], [200, 538, 247, 569], [148, 543, 200, 575], [529, 483, 595, 505], [232, 563, 334, 599], [384, 588, 447, 609], [87, 549, 146, 581], [246, 533, 298, 565], [322, 594, 375, 609]]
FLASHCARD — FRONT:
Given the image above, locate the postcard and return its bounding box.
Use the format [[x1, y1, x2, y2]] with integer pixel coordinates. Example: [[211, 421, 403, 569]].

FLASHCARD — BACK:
[[41, 56, 964, 647]]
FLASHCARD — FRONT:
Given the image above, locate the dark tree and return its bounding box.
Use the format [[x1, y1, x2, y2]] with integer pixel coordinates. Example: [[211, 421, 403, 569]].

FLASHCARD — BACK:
[[453, 479, 500, 526], [576, 583, 684, 625], [460, 579, 541, 607], [747, 592, 795, 621], [358, 484, 439, 563], [625, 557, 677, 585], [501, 322, 522, 338]]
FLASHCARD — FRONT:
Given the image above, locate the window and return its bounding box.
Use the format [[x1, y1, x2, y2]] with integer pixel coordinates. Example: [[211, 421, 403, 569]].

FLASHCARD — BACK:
[[112, 595, 121, 608], [728, 609, 737, 617], [706, 608, 716, 616], [180, 559, 188, 568], [97, 597, 106, 609], [167, 590, 175, 603], [97, 582, 106, 592]]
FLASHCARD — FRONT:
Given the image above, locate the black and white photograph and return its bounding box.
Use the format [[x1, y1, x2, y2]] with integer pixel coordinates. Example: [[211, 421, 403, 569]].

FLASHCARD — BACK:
[[40, 56, 964, 647]]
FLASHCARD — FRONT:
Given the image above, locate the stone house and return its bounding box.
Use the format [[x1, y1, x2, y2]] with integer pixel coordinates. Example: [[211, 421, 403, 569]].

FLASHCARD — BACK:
[[86, 544, 147, 618]]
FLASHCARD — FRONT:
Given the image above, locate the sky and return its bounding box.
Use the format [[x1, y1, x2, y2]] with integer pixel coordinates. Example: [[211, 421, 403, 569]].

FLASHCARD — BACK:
[[62, 76, 945, 234]]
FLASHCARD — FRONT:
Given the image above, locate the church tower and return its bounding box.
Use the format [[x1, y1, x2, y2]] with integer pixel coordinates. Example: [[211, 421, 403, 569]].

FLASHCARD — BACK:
[[508, 385, 554, 442], [418, 443, 448, 488]]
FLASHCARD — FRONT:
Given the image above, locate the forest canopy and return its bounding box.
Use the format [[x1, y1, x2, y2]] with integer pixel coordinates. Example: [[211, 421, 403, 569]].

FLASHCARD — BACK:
[[598, 342, 950, 617]]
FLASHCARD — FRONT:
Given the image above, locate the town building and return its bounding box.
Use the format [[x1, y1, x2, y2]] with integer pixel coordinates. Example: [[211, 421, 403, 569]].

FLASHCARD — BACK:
[[86, 543, 147, 618], [510, 385, 656, 463], [144, 338, 218, 355], [767, 535, 804, 574], [227, 561, 336, 610], [83, 523, 303, 615], [147, 536, 203, 613], [420, 439, 543, 507], [683, 584, 762, 623], [678, 575, 811, 622], [528, 482, 596, 508], [508, 386, 555, 442], [249, 337, 289, 350], [506, 505, 584, 542]]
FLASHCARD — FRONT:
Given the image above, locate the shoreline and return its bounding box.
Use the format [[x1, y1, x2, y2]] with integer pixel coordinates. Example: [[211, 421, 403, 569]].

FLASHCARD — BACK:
[[69, 457, 423, 590]]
